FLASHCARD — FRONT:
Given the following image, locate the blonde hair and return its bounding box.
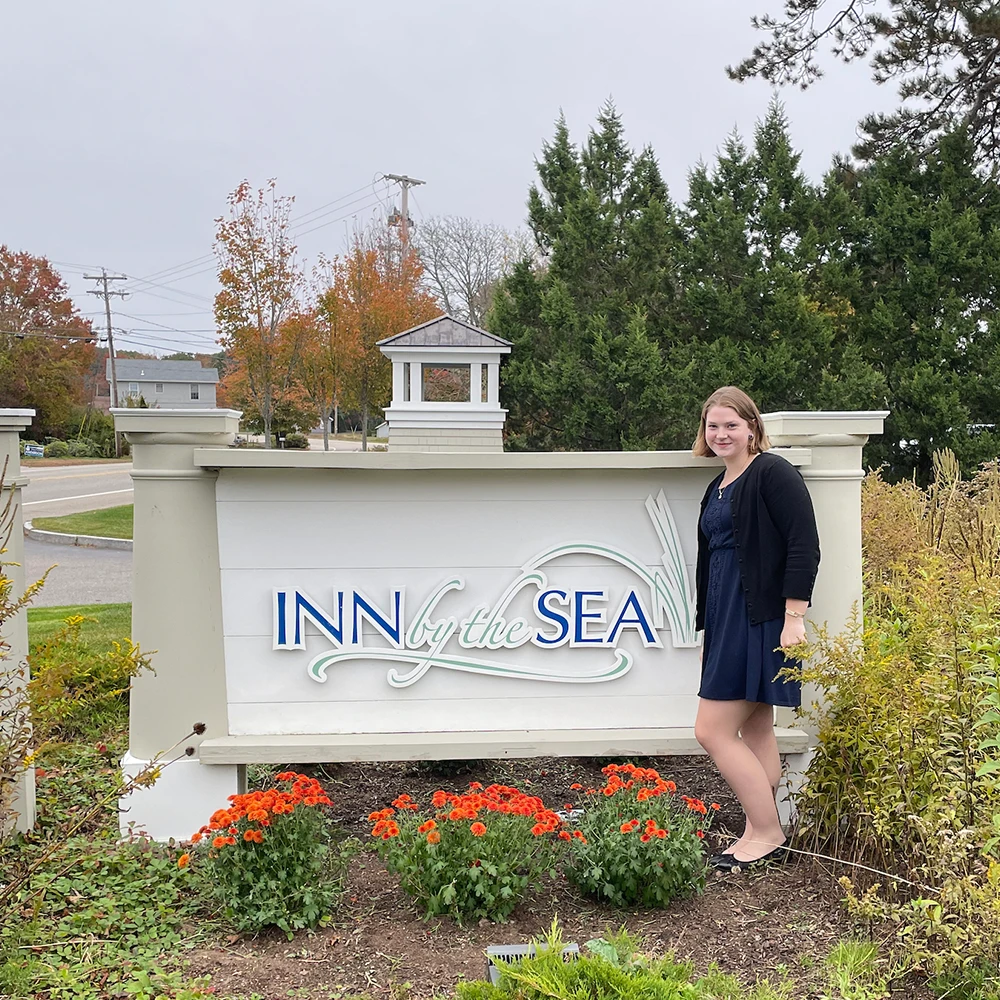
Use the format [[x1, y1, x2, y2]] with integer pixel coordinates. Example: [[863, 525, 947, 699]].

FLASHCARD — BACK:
[[692, 386, 771, 458]]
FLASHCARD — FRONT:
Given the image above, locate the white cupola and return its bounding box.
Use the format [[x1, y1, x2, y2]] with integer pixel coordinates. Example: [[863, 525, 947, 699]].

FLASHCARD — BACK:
[[377, 314, 512, 453]]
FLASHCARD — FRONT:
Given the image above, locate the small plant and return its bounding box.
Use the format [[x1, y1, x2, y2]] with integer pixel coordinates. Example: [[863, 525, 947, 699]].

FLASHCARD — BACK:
[[42, 439, 69, 458], [186, 771, 350, 937], [561, 763, 713, 907], [370, 782, 562, 923], [457, 919, 793, 998]]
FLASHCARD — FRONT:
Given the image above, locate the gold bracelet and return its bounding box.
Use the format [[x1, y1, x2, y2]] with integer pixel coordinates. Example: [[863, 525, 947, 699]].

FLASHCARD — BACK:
[[784, 609, 806, 619]]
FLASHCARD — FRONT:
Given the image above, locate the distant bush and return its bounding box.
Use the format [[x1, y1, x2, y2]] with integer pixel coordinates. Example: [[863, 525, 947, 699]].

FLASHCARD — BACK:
[[283, 432, 309, 449], [66, 439, 99, 458], [43, 440, 69, 458]]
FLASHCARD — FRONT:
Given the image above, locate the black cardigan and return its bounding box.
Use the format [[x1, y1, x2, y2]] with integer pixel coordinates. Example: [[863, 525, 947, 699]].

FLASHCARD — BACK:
[[695, 451, 821, 630]]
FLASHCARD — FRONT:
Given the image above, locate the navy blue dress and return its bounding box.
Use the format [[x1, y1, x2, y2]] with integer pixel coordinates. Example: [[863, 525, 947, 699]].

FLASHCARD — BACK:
[[698, 486, 801, 708]]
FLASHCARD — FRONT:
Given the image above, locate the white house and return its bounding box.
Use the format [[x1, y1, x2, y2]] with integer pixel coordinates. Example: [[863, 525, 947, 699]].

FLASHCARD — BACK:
[[103, 359, 219, 409]]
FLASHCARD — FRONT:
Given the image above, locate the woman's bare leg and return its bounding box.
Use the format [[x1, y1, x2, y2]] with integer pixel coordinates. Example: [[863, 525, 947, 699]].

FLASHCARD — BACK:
[[721, 702, 782, 853], [695, 698, 786, 862]]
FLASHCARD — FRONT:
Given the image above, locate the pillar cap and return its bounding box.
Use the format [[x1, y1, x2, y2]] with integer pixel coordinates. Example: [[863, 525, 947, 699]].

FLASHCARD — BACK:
[[762, 410, 889, 438], [111, 408, 242, 436], [0, 408, 36, 432]]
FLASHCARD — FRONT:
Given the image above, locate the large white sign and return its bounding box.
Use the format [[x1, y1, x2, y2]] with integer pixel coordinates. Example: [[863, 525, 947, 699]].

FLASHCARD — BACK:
[[217, 467, 707, 736]]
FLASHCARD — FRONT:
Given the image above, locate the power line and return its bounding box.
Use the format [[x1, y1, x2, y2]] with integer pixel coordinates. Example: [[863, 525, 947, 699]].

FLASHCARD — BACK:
[[130, 181, 381, 288]]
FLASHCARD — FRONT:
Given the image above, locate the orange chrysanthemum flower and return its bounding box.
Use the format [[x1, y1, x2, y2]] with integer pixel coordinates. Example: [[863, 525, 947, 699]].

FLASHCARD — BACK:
[[558, 830, 572, 841], [212, 835, 228, 849], [570, 783, 582, 790], [177, 853, 190, 868], [640, 833, 651, 842], [427, 830, 441, 844], [470, 822, 486, 837], [572, 830, 587, 843], [619, 823, 633, 834], [417, 820, 436, 834]]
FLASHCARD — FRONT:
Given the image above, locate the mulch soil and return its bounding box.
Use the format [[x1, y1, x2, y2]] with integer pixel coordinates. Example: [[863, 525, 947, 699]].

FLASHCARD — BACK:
[[186, 756, 929, 999]]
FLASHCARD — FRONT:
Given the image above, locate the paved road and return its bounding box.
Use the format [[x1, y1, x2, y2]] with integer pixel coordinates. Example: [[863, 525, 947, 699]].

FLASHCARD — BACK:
[[24, 537, 132, 607], [18, 464, 134, 606], [23, 463, 134, 519]]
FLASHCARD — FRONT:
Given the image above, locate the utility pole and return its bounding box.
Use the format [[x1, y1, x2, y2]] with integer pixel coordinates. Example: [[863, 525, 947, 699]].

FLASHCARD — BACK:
[[384, 173, 425, 247], [85, 269, 128, 456]]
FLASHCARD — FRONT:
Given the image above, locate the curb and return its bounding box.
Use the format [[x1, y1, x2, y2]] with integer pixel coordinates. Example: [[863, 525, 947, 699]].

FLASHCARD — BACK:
[[24, 521, 133, 551]]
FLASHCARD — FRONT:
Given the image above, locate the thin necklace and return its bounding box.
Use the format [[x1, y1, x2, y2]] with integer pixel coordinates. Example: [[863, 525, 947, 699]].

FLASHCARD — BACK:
[[718, 455, 754, 499]]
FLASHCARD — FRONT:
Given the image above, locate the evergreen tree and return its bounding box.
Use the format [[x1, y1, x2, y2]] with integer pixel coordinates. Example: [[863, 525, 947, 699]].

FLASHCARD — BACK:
[[731, 1, 1000, 166], [667, 104, 885, 432], [495, 105, 679, 450], [842, 132, 1000, 480]]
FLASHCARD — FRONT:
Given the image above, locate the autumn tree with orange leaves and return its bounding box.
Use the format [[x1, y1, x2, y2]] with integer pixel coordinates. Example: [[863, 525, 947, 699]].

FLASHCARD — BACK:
[[214, 180, 303, 447], [317, 233, 439, 450], [0, 247, 95, 438], [291, 281, 360, 451]]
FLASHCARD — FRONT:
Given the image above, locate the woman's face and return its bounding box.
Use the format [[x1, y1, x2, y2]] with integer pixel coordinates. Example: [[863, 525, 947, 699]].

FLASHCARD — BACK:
[[704, 405, 752, 460]]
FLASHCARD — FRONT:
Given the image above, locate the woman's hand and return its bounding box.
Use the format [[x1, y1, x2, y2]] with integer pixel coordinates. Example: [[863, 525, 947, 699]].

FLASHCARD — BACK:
[[780, 615, 806, 650]]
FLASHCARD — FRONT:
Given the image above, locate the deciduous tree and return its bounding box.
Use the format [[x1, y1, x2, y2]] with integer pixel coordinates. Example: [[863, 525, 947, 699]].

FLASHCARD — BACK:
[[289, 298, 359, 450], [414, 216, 531, 326], [0, 248, 94, 438], [319, 232, 439, 450], [214, 180, 303, 447]]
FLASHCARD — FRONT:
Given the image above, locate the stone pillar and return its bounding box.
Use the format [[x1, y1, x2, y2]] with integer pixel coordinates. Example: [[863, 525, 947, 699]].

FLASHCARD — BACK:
[[762, 410, 888, 827], [0, 409, 36, 835], [112, 408, 243, 841]]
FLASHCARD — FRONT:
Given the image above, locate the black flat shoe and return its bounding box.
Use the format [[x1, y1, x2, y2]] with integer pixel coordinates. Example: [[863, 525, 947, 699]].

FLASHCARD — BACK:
[[711, 845, 789, 871]]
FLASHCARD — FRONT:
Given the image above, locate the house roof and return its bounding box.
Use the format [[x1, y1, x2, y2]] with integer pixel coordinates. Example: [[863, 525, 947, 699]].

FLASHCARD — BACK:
[[376, 314, 513, 349], [107, 359, 220, 383]]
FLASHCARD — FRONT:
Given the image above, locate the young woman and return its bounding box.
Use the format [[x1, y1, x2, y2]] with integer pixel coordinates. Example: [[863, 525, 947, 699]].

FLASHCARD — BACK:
[[692, 387, 820, 869]]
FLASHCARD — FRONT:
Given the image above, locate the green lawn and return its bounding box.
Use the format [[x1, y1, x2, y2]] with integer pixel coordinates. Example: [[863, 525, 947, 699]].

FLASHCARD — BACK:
[[27, 602, 132, 649], [32, 504, 134, 540]]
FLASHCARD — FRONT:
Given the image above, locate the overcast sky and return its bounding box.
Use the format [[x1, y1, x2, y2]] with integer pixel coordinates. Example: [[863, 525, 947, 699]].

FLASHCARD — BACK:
[[3, 1, 894, 357]]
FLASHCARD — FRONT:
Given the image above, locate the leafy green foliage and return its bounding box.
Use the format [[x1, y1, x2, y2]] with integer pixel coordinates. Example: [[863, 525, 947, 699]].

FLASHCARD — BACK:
[[457, 920, 794, 998], [562, 764, 710, 908], [28, 615, 151, 741], [795, 457, 1000, 972], [0, 836, 203, 998], [187, 773, 352, 938], [371, 785, 560, 924]]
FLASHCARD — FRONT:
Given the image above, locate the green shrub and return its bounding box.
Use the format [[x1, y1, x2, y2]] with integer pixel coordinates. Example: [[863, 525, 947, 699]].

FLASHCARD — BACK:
[[794, 454, 1000, 973], [370, 783, 561, 923], [283, 431, 309, 449], [66, 438, 98, 457], [27, 615, 151, 740], [186, 772, 352, 937], [43, 439, 69, 458], [562, 763, 710, 908]]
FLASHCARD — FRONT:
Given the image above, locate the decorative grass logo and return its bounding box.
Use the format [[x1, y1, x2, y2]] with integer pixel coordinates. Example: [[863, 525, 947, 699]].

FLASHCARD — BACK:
[[273, 491, 697, 687]]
